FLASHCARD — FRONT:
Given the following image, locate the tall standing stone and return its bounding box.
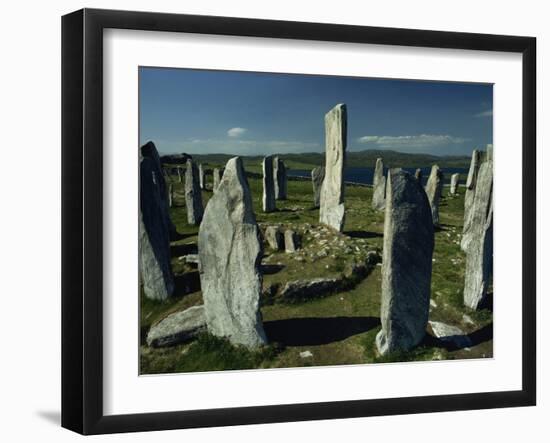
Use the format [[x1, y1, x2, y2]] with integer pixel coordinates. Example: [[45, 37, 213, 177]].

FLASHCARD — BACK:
[[486, 144, 493, 162], [319, 103, 347, 232], [139, 145, 175, 301], [141, 141, 176, 239], [372, 158, 386, 211], [450, 173, 460, 195], [185, 159, 204, 225], [262, 156, 276, 212], [273, 157, 288, 200], [311, 166, 325, 208], [376, 169, 434, 356], [176, 167, 182, 183], [198, 157, 267, 348], [461, 150, 482, 251], [415, 168, 423, 182], [213, 168, 222, 193], [425, 164, 444, 226], [167, 183, 173, 208], [199, 164, 206, 190], [463, 160, 493, 310]]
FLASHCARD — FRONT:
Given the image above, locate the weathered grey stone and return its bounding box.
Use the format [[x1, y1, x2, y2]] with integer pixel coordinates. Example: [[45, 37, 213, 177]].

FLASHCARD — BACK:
[[262, 156, 276, 212], [185, 159, 204, 225], [450, 173, 460, 195], [372, 158, 386, 211], [265, 226, 283, 250], [141, 141, 177, 239], [319, 104, 347, 232], [463, 160, 493, 310], [280, 277, 339, 300], [199, 163, 206, 190], [462, 150, 482, 251], [139, 143, 175, 301], [167, 183, 173, 208], [415, 168, 423, 182], [176, 167, 182, 183], [184, 254, 200, 265], [273, 157, 288, 200], [198, 157, 267, 348], [486, 144, 493, 162], [376, 169, 434, 356], [425, 164, 444, 226], [284, 229, 299, 253], [311, 166, 325, 208], [428, 321, 472, 349], [147, 305, 207, 347], [213, 168, 222, 192]]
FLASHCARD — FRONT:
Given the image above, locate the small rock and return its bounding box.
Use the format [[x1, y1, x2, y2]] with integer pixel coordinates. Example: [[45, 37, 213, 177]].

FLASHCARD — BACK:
[[299, 350, 313, 358], [429, 321, 472, 349]]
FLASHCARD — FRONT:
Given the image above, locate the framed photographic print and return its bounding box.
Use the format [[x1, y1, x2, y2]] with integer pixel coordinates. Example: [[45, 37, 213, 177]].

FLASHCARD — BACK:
[[61, 8, 536, 435]]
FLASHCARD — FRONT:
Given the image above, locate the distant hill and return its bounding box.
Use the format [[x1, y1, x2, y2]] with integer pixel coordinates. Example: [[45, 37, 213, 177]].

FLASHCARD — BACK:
[[161, 149, 473, 170]]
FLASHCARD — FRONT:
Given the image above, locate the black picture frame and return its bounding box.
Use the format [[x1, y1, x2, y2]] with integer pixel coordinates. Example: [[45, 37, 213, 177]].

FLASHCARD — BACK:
[[61, 8, 536, 435]]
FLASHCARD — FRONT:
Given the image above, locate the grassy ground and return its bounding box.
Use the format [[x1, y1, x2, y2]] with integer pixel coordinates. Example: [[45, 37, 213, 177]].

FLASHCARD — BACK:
[[140, 170, 493, 374]]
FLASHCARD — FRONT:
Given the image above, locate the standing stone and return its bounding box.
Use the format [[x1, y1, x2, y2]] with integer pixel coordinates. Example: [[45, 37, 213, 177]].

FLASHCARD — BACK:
[[311, 166, 325, 208], [450, 173, 460, 195], [372, 158, 386, 211], [461, 150, 482, 251], [415, 168, 423, 182], [176, 167, 182, 183], [265, 226, 284, 250], [425, 164, 444, 226], [199, 164, 206, 190], [167, 183, 173, 208], [185, 159, 204, 225], [486, 144, 493, 162], [213, 168, 222, 192], [319, 104, 347, 232], [284, 230, 299, 253], [376, 169, 434, 356], [198, 157, 267, 348], [262, 156, 276, 212], [141, 141, 176, 239], [139, 144, 175, 301], [273, 157, 288, 200], [463, 160, 493, 310]]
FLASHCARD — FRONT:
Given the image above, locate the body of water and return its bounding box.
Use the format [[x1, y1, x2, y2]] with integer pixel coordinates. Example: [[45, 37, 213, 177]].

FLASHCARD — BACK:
[[288, 166, 469, 186]]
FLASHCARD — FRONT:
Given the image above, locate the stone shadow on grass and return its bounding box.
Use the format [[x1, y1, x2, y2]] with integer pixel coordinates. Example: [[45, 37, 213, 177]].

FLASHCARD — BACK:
[[344, 230, 383, 239], [174, 271, 201, 296], [261, 264, 285, 275], [264, 316, 380, 346]]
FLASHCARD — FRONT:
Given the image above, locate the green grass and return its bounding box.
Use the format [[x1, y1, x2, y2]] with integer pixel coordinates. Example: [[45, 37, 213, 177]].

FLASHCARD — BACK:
[[140, 168, 493, 374]]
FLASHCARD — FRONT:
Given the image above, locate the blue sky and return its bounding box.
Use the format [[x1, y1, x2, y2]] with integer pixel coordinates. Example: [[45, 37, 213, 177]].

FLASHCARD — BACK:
[[139, 67, 492, 156]]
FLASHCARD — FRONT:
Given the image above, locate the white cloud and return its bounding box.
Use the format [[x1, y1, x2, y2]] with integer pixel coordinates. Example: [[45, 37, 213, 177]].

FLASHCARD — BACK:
[[357, 134, 469, 150], [227, 127, 247, 138], [474, 110, 493, 118]]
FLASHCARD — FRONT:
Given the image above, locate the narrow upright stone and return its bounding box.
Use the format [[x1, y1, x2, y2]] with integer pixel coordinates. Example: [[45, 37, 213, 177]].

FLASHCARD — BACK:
[[284, 230, 299, 253], [265, 226, 284, 250], [273, 157, 288, 200], [199, 163, 206, 190], [450, 173, 460, 195], [461, 150, 482, 251], [311, 166, 325, 208], [213, 168, 222, 192], [185, 159, 204, 225], [486, 144, 493, 162], [425, 164, 444, 226], [198, 157, 267, 348], [262, 156, 276, 212], [376, 169, 434, 356], [141, 141, 176, 239], [176, 167, 182, 183], [415, 168, 423, 182], [463, 159, 493, 310], [319, 104, 347, 232], [167, 183, 173, 208], [372, 158, 386, 211], [139, 145, 175, 301]]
